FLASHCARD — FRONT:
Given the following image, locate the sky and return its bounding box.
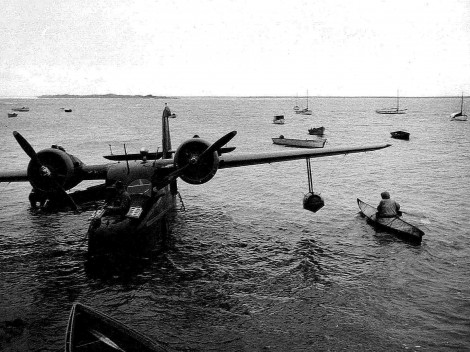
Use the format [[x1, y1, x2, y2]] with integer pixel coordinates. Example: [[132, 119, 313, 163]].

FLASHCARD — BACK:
[[1, 0, 469, 97]]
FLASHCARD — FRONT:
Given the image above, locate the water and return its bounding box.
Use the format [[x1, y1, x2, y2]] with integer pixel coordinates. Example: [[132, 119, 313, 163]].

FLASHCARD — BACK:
[[0, 97, 469, 351]]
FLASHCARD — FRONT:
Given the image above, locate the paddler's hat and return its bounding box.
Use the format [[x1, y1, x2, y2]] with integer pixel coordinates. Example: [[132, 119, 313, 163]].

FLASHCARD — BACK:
[[381, 191, 390, 199]]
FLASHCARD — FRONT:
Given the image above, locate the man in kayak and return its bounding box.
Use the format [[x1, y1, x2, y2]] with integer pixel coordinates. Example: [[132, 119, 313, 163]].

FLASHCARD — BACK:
[[376, 191, 401, 218]]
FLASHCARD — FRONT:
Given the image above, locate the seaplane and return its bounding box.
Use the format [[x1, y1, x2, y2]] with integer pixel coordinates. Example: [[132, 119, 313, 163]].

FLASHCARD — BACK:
[[0, 104, 391, 257]]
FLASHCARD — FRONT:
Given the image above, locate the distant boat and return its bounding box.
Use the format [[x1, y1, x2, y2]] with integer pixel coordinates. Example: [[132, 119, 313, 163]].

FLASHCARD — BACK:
[[7, 112, 18, 118], [65, 303, 167, 352], [12, 107, 29, 112], [272, 135, 326, 148], [376, 91, 406, 114], [308, 126, 325, 135], [273, 115, 285, 124], [450, 93, 467, 121], [390, 130, 410, 140], [64, 109, 72, 112], [293, 93, 300, 111], [296, 90, 312, 115]]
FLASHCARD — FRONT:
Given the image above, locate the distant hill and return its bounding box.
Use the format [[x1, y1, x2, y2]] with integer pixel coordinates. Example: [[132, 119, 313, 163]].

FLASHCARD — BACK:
[[38, 94, 173, 99]]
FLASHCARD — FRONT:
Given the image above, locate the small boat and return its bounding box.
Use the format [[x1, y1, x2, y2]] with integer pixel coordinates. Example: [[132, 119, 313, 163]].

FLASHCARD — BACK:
[[376, 91, 406, 114], [273, 115, 285, 124], [450, 93, 467, 121], [295, 90, 312, 115], [11, 107, 29, 112], [65, 302, 167, 352], [7, 112, 18, 118], [272, 135, 326, 148], [390, 130, 410, 140], [308, 126, 325, 135], [357, 198, 424, 244], [64, 109, 72, 112]]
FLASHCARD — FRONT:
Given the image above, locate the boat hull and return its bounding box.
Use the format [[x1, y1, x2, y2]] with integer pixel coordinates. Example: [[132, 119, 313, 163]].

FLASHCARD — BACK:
[[390, 131, 410, 140], [308, 127, 325, 135], [357, 198, 424, 244], [376, 109, 406, 114], [272, 137, 326, 148], [65, 303, 167, 352]]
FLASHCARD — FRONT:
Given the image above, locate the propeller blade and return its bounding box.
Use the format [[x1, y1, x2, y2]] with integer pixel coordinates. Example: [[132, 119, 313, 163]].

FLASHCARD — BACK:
[[198, 131, 237, 160], [13, 131, 41, 165], [53, 183, 78, 211]]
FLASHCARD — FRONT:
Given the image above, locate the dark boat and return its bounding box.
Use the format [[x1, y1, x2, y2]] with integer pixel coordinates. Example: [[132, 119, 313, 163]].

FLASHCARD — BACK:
[[308, 126, 325, 135], [273, 115, 285, 124], [12, 107, 29, 112], [65, 302, 167, 352], [7, 112, 18, 118], [64, 109, 72, 112], [390, 130, 410, 140], [357, 198, 424, 244]]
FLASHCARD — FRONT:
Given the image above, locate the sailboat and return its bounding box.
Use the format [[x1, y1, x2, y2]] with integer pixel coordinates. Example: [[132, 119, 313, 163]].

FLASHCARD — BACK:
[[450, 93, 467, 121], [376, 90, 407, 114], [296, 90, 312, 115]]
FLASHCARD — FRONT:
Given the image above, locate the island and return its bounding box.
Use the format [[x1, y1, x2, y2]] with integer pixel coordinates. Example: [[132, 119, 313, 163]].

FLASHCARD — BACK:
[[38, 94, 173, 99]]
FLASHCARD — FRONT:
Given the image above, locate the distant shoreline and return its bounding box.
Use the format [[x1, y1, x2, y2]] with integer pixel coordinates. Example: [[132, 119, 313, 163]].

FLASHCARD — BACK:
[[37, 94, 173, 99]]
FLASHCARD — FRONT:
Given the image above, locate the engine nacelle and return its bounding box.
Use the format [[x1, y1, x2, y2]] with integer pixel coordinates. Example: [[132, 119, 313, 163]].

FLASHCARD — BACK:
[[27, 146, 84, 192], [174, 137, 219, 185]]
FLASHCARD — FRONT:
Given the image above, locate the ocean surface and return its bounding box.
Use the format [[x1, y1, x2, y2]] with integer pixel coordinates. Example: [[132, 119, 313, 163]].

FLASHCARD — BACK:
[[0, 96, 469, 351]]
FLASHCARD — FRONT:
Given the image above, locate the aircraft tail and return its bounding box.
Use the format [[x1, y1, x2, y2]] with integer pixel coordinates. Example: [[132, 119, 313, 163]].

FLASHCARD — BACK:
[[162, 103, 176, 159]]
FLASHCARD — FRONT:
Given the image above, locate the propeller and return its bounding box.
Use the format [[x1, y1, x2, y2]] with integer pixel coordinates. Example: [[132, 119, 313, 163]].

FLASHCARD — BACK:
[[13, 131, 78, 211], [163, 131, 237, 186]]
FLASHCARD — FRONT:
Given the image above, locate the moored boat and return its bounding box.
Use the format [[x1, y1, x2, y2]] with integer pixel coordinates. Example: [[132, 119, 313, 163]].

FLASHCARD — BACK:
[[376, 91, 406, 114], [450, 93, 467, 121], [308, 126, 325, 135], [7, 112, 18, 118], [272, 135, 326, 148], [357, 198, 424, 244], [390, 130, 410, 140], [65, 302, 167, 352], [12, 107, 29, 112], [273, 115, 285, 124]]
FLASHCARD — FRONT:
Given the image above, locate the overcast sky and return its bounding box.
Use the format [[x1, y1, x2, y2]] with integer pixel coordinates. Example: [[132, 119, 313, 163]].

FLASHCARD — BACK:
[[1, 0, 469, 97]]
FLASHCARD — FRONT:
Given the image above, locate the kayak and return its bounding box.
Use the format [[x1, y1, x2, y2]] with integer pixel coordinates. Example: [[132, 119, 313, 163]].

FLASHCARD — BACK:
[[357, 198, 424, 244], [65, 302, 167, 352]]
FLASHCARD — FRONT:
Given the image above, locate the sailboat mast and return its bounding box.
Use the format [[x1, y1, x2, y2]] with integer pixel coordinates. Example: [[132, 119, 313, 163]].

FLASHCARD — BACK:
[[306, 90, 309, 109], [461, 92, 464, 114], [397, 90, 399, 111]]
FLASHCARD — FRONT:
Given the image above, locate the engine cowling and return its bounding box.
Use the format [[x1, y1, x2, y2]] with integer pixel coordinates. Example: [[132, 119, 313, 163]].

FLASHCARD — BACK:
[[27, 146, 84, 192], [173, 137, 219, 184]]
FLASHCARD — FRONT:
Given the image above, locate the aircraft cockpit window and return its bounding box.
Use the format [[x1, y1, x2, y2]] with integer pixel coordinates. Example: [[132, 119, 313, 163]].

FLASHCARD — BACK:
[[127, 179, 152, 197]]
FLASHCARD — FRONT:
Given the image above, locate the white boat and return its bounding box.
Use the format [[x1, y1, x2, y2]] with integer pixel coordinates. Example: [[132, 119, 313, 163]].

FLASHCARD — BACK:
[[296, 90, 312, 115], [273, 115, 285, 124], [272, 135, 326, 148], [376, 91, 406, 114], [450, 93, 467, 121]]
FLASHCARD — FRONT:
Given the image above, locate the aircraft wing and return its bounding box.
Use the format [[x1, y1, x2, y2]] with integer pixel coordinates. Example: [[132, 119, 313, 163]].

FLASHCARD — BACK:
[[150, 143, 391, 169], [218, 144, 391, 169], [0, 170, 29, 182]]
